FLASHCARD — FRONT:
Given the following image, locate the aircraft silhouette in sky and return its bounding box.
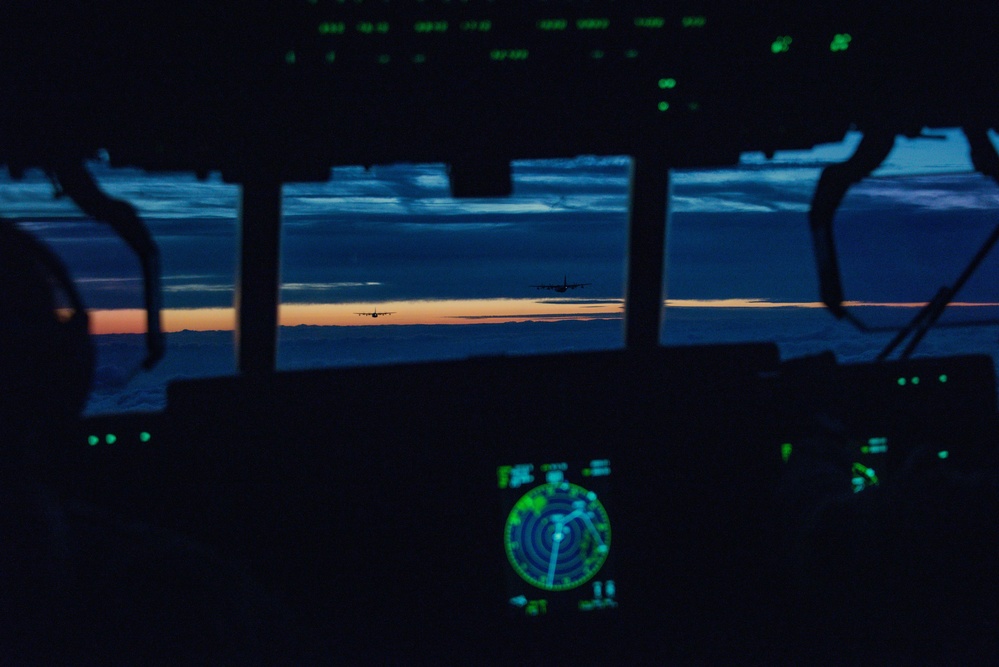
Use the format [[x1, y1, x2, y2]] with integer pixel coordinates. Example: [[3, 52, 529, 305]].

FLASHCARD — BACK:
[[355, 308, 395, 318], [532, 276, 591, 293]]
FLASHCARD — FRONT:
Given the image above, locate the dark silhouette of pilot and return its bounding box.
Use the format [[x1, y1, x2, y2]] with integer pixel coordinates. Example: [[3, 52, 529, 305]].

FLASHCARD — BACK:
[[776, 425, 999, 665], [0, 222, 299, 664]]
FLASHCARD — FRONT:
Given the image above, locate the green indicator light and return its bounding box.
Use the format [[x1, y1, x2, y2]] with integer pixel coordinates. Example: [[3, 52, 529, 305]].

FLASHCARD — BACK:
[[911, 376, 920, 385], [634, 17, 665, 29], [357, 22, 387, 34], [87, 435, 99, 446], [576, 18, 610, 30], [582, 468, 591, 476], [106, 434, 117, 445], [325, 51, 336, 63], [284, 51, 297, 65], [830, 33, 852, 52], [658, 77, 676, 89], [490, 49, 528, 61], [897, 377, 907, 386], [657, 101, 669, 111], [860, 446, 870, 454], [139, 431, 151, 443], [318, 21, 346, 35], [526, 600, 548, 616], [412, 53, 427, 63], [536, 18, 568, 31], [938, 450, 950, 459], [377, 54, 390, 64], [625, 49, 638, 59], [939, 374, 948, 383], [414, 20, 448, 33], [497, 465, 512, 489], [781, 443, 793, 463], [681, 15, 706, 28], [460, 20, 491, 32], [771, 36, 792, 53], [590, 50, 604, 59], [868, 436, 887, 446]]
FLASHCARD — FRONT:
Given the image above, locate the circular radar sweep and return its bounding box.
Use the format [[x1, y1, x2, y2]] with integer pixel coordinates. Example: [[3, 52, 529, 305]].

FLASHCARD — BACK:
[[505, 482, 611, 591]]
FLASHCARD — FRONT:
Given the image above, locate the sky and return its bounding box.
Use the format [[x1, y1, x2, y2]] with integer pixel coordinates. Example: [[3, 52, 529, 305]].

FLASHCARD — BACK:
[[3, 127, 999, 413]]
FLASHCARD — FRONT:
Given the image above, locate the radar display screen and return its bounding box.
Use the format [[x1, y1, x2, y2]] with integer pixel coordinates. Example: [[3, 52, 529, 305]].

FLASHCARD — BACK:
[[497, 459, 616, 617]]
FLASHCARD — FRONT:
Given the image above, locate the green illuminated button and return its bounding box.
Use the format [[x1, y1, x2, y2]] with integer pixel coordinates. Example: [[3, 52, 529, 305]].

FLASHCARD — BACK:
[[106, 434, 117, 444], [658, 77, 676, 89], [625, 49, 639, 59], [460, 20, 491, 32], [576, 18, 610, 30], [325, 51, 336, 63], [87, 435, 99, 446], [414, 20, 448, 33], [771, 36, 792, 53], [634, 17, 665, 29], [681, 15, 706, 28], [318, 22, 346, 35], [897, 377, 906, 386], [139, 431, 151, 443], [490, 49, 528, 61], [536, 18, 568, 31], [830, 33, 852, 52], [284, 51, 297, 65], [590, 50, 605, 59], [939, 374, 948, 383], [938, 450, 950, 459], [354, 22, 389, 34], [781, 443, 793, 463], [657, 101, 669, 111]]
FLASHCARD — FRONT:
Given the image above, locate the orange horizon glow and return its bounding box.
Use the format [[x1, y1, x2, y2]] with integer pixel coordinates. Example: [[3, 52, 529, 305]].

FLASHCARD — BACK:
[[88, 298, 625, 334], [86, 298, 999, 334]]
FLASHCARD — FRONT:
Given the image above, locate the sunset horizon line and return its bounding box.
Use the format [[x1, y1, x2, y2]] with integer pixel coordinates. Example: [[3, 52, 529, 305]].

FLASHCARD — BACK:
[[83, 297, 999, 335]]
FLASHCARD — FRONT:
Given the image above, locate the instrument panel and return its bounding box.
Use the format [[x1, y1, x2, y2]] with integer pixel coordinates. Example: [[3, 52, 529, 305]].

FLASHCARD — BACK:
[[3, 3, 996, 177], [64, 343, 999, 661]]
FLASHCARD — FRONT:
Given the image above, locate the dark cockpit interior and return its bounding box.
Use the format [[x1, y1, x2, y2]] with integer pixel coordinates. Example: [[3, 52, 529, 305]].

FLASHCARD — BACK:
[[2, 2, 999, 663]]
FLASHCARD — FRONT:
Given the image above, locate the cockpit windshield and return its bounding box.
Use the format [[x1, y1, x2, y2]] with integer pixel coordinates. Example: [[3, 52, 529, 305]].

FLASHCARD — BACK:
[[7, 129, 999, 414]]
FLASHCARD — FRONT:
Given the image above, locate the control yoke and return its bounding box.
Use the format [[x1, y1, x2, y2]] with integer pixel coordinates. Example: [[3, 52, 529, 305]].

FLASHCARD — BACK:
[[809, 127, 999, 359]]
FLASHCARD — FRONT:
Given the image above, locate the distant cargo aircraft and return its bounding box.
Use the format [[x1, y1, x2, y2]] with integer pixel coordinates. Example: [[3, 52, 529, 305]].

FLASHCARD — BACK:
[[355, 308, 395, 318], [533, 276, 591, 293]]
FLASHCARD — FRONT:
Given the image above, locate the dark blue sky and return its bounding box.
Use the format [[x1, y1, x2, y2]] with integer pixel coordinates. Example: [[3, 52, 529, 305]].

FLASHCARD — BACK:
[[5, 128, 998, 317]]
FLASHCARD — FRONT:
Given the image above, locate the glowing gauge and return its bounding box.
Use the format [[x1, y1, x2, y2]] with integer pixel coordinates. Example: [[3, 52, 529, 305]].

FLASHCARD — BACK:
[[504, 482, 611, 591]]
